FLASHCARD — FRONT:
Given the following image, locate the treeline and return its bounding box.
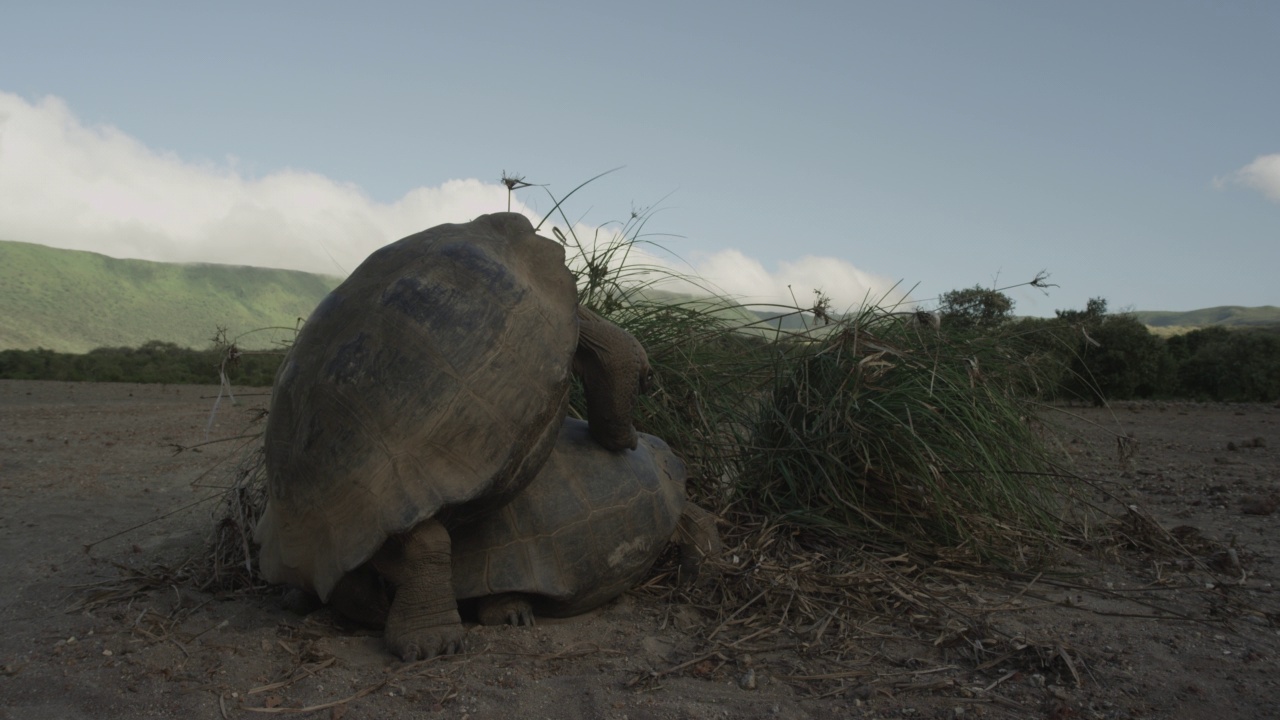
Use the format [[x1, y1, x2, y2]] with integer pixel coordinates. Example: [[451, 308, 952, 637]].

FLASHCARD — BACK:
[[939, 287, 1280, 403], [0, 340, 284, 387]]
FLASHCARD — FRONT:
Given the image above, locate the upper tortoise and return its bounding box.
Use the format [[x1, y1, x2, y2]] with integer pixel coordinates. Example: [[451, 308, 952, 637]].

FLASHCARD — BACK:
[[255, 213, 649, 660]]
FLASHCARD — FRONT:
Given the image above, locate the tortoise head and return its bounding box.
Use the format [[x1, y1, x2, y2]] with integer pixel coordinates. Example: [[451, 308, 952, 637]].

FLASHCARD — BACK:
[[573, 305, 649, 451]]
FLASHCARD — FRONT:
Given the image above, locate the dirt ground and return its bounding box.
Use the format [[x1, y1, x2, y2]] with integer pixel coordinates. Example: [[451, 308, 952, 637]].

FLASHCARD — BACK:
[[1, 379, 1278, 719]]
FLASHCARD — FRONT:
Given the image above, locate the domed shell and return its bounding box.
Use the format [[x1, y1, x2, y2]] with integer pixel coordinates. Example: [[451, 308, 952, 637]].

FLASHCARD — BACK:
[[256, 213, 579, 601], [450, 418, 687, 617]]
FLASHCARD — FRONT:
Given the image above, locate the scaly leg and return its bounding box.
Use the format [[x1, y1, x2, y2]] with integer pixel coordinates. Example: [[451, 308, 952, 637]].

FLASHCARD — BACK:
[[373, 519, 465, 660]]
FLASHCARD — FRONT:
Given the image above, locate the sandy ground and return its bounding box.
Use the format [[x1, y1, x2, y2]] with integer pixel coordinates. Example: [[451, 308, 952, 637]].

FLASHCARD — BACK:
[[1, 379, 1278, 719]]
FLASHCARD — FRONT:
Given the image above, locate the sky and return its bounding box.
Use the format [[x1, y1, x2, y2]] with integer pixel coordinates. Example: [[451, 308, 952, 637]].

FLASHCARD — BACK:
[[1, 1, 1277, 316]]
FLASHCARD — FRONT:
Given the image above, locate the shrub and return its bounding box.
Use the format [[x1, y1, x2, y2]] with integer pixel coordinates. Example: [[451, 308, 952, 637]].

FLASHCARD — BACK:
[[1173, 328, 1280, 401], [1065, 314, 1171, 403], [938, 286, 1015, 331]]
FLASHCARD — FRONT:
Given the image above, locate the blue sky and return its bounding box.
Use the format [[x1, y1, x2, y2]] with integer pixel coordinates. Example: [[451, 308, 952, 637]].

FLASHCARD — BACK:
[[1, 1, 1276, 315]]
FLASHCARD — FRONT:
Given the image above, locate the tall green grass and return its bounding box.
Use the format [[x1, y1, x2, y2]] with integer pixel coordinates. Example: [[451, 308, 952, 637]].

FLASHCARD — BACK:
[[738, 310, 1061, 557], [536, 186, 1065, 561]]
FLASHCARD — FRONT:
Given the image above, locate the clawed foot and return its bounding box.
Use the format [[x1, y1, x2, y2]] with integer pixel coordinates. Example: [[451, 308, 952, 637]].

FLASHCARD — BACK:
[[385, 622, 466, 661], [477, 594, 535, 627]]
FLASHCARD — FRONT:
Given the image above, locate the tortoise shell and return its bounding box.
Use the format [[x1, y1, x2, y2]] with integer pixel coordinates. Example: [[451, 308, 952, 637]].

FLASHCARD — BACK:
[[450, 418, 687, 617], [256, 213, 578, 600]]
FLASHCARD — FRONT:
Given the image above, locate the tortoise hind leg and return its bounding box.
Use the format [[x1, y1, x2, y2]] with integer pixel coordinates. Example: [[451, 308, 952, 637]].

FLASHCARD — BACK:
[[372, 519, 465, 660], [673, 503, 722, 585], [475, 593, 536, 627]]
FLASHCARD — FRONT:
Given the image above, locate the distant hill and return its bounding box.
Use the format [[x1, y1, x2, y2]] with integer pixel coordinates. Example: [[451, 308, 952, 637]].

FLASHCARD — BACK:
[[7, 239, 1271, 353], [1131, 306, 1280, 329], [636, 287, 819, 331], [0, 240, 338, 353]]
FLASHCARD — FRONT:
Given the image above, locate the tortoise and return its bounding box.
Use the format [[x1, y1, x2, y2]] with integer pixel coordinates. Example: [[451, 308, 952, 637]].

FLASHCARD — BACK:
[[325, 418, 722, 630], [255, 213, 650, 660]]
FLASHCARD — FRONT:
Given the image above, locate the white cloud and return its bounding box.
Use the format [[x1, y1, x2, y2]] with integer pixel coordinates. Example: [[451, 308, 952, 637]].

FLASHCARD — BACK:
[[1219, 153, 1280, 203], [0, 90, 902, 309], [0, 92, 514, 275], [657, 249, 906, 312]]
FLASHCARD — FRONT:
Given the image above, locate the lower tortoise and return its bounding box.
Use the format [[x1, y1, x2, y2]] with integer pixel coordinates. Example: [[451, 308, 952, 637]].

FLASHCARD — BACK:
[[324, 418, 721, 633]]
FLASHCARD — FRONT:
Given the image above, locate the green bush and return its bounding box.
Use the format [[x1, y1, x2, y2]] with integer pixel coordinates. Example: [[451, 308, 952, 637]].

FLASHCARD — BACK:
[[1065, 314, 1171, 403], [0, 341, 284, 386], [1172, 327, 1280, 401], [938, 286, 1015, 331]]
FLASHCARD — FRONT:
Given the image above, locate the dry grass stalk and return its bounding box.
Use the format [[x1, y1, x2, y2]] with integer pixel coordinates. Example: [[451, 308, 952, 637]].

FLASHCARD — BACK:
[[630, 508, 1125, 696]]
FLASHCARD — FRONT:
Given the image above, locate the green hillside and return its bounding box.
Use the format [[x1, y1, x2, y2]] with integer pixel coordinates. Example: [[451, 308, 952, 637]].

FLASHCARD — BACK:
[[1133, 305, 1280, 328], [0, 240, 816, 354], [0, 240, 338, 353], [5, 238, 1274, 354], [635, 287, 818, 331]]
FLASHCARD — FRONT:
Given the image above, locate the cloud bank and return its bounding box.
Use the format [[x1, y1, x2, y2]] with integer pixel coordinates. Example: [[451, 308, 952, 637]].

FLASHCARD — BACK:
[[1219, 154, 1280, 204], [663, 248, 906, 311], [0, 91, 902, 309]]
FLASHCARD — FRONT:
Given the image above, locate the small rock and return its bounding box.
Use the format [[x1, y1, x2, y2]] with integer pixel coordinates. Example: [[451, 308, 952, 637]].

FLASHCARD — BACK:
[[1208, 549, 1241, 572], [640, 636, 675, 665], [669, 604, 704, 632], [739, 669, 757, 690], [847, 684, 873, 700], [1242, 495, 1279, 516]]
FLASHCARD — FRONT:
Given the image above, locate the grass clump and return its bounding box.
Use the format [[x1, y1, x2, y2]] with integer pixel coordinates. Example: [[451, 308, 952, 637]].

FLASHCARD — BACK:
[[530, 177, 1065, 561], [737, 306, 1061, 560]]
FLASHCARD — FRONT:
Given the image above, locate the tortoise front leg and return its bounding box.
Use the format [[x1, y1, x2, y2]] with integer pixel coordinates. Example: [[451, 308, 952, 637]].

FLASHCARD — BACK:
[[373, 519, 465, 660], [574, 305, 650, 451]]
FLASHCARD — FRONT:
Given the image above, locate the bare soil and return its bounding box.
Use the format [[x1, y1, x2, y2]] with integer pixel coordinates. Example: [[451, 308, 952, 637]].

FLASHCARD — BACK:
[[1, 380, 1277, 719]]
